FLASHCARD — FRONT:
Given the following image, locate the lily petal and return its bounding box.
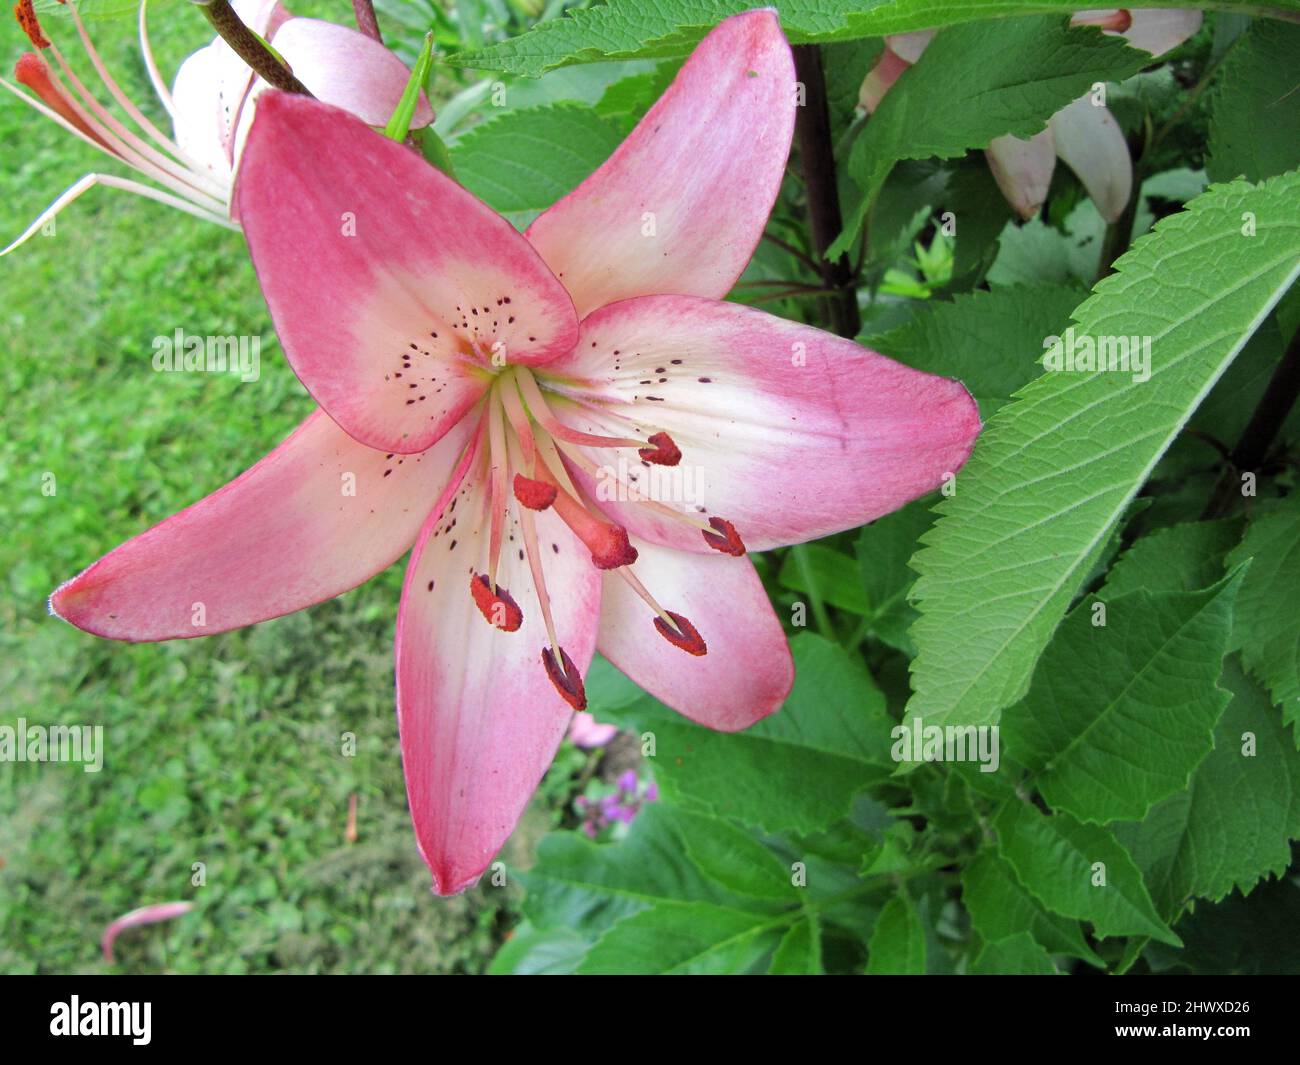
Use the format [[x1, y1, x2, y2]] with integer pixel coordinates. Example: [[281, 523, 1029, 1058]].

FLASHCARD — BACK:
[[598, 537, 792, 731], [236, 0, 291, 38], [550, 294, 981, 553], [1048, 96, 1133, 223], [396, 435, 602, 894], [170, 36, 252, 173], [236, 93, 579, 455], [525, 10, 796, 318], [51, 409, 475, 642], [266, 18, 434, 129], [984, 129, 1056, 219], [169, 0, 289, 170], [883, 29, 935, 64], [857, 46, 911, 113], [1119, 9, 1204, 57]]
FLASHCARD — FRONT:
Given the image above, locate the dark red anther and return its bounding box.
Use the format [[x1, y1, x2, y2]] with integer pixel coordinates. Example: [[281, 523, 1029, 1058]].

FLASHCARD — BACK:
[[542, 646, 586, 710], [15, 0, 49, 48], [513, 473, 557, 511], [469, 573, 522, 631], [638, 431, 681, 467], [654, 611, 707, 657], [702, 516, 745, 556]]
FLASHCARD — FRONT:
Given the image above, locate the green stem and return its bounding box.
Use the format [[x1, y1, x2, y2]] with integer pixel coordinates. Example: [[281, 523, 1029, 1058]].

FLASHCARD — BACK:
[[792, 544, 835, 640]]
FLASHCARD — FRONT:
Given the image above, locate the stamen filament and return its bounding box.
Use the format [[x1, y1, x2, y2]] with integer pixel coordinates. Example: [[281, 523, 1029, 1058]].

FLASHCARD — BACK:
[[138, 0, 176, 120], [66, 1, 208, 178], [499, 372, 537, 468], [514, 366, 665, 454], [47, 41, 228, 200], [615, 567, 677, 631], [615, 571, 706, 656], [3, 70, 228, 212], [549, 435, 714, 536], [2, 172, 236, 257], [505, 428, 561, 655], [485, 382, 509, 589]]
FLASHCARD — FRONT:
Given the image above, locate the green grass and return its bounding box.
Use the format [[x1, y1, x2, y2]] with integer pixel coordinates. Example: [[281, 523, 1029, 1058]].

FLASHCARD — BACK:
[[0, 1, 574, 973]]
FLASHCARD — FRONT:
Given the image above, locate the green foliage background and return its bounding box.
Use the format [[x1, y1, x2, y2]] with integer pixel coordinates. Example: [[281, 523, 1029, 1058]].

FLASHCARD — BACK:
[[3, 0, 1299, 974]]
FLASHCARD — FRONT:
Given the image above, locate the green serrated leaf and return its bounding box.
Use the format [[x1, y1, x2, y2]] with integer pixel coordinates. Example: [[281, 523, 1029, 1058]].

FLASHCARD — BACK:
[[905, 172, 1300, 735], [971, 932, 1061, 974], [994, 802, 1179, 945], [987, 202, 1107, 286], [945, 156, 1017, 287], [591, 634, 897, 833], [1101, 518, 1243, 598], [962, 849, 1104, 966], [1207, 20, 1300, 184], [831, 17, 1151, 257], [447, 103, 624, 227], [594, 60, 681, 117], [488, 921, 588, 974], [675, 810, 800, 901], [1003, 576, 1242, 824], [777, 543, 870, 615], [519, 804, 754, 934], [865, 891, 926, 974], [769, 916, 824, 973], [1226, 493, 1300, 722], [444, 1, 1285, 77], [852, 499, 937, 654], [577, 901, 779, 974], [864, 283, 1087, 419], [1115, 659, 1300, 921]]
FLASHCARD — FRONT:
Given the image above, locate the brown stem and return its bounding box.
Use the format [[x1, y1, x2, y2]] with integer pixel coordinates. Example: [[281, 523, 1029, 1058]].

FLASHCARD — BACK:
[[761, 231, 820, 273], [1202, 327, 1300, 519], [750, 286, 839, 304], [1098, 186, 1140, 280], [197, 0, 312, 96], [352, 0, 384, 43], [792, 44, 860, 339]]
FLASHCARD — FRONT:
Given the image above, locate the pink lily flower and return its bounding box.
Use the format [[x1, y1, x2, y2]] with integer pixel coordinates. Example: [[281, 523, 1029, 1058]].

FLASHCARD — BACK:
[[2, 0, 431, 253], [859, 8, 1204, 222], [101, 901, 194, 963], [50, 11, 980, 894]]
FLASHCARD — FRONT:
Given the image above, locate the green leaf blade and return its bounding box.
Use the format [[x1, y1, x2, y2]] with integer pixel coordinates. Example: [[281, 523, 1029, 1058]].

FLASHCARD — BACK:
[[906, 172, 1300, 735]]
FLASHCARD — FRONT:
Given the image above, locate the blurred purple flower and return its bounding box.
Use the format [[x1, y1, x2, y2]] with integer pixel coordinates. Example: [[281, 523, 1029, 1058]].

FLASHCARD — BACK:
[[577, 770, 658, 837]]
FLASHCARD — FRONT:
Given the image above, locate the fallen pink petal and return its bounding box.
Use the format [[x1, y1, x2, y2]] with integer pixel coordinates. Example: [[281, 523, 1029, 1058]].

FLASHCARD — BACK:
[[567, 711, 620, 749], [101, 901, 194, 964]]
